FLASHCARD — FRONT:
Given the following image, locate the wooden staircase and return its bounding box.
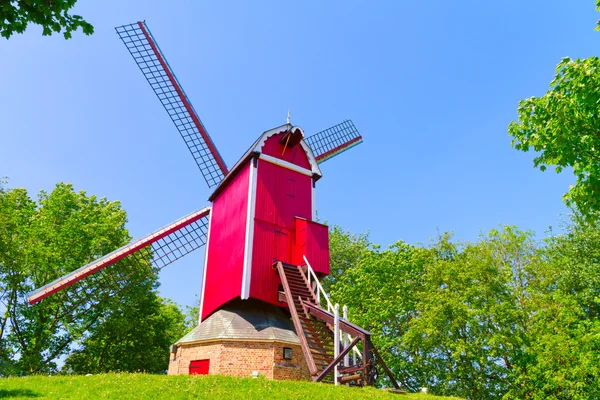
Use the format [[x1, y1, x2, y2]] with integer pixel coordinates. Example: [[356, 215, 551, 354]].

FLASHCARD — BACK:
[[275, 261, 401, 389]]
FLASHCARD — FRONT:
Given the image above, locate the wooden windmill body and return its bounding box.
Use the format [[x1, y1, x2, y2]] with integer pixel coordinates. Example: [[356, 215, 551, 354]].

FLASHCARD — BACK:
[[27, 21, 400, 388], [200, 125, 329, 321]]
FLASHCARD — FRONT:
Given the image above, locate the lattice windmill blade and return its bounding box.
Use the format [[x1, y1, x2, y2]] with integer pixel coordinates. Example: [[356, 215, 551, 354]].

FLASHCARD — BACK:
[[27, 208, 210, 305], [304, 120, 363, 164], [115, 21, 228, 188]]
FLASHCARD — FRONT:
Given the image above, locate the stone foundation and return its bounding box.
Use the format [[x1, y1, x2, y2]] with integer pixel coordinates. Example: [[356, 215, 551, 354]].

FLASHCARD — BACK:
[[168, 340, 310, 381]]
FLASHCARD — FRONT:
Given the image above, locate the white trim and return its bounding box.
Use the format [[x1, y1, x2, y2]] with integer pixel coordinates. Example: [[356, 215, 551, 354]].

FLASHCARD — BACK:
[[252, 125, 322, 177], [253, 124, 292, 150], [259, 153, 312, 177], [241, 159, 258, 299], [311, 178, 317, 221], [198, 209, 213, 324], [300, 140, 322, 177]]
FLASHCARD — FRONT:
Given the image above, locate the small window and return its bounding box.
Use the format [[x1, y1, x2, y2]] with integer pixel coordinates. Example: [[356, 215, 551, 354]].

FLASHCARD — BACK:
[[283, 347, 293, 360]]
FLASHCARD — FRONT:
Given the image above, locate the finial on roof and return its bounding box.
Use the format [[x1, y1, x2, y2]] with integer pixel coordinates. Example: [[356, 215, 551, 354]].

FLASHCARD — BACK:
[[287, 110, 291, 125]]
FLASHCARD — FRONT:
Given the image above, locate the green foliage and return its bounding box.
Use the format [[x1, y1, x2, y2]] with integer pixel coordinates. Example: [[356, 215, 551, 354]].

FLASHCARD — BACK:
[[182, 295, 201, 332], [597, 0, 600, 31], [322, 225, 371, 293], [509, 56, 600, 222], [64, 297, 187, 374], [0, 373, 462, 399], [407, 228, 540, 399], [0, 182, 185, 375], [327, 231, 431, 391], [328, 223, 600, 399], [0, 0, 93, 39], [513, 222, 600, 399], [0, 182, 132, 373]]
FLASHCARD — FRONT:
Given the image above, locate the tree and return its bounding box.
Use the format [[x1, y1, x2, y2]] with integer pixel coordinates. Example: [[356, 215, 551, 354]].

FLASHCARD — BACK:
[[326, 226, 432, 391], [64, 297, 187, 374], [0, 0, 93, 39], [182, 295, 201, 332], [509, 56, 600, 222], [405, 227, 541, 399], [322, 225, 371, 292], [513, 221, 600, 400], [597, 0, 600, 30], [0, 182, 180, 375]]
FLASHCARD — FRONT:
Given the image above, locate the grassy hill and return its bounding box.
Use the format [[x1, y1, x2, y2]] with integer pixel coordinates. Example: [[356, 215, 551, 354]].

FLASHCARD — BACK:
[[0, 373, 462, 399]]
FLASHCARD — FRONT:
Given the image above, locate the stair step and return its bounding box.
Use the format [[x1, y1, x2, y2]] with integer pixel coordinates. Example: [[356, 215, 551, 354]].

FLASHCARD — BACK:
[[338, 365, 365, 375], [306, 335, 331, 344], [289, 280, 309, 287], [307, 341, 332, 351], [285, 274, 307, 281], [278, 262, 390, 388], [289, 288, 310, 294], [305, 330, 334, 340], [312, 354, 333, 360], [304, 330, 333, 340], [311, 347, 333, 354]]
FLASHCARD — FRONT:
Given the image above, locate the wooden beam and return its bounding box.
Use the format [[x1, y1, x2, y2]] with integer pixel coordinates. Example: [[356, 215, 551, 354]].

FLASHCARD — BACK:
[[315, 336, 360, 382], [372, 344, 401, 390], [339, 374, 362, 384], [278, 291, 287, 304], [363, 337, 371, 386], [302, 300, 369, 339], [337, 365, 364, 375]]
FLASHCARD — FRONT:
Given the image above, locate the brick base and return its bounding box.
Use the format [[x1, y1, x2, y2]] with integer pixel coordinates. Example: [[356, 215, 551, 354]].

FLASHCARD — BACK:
[[168, 340, 310, 381]]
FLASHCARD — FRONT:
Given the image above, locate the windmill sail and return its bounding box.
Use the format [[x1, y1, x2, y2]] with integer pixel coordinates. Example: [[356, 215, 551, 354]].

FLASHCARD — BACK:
[[304, 120, 363, 164], [115, 21, 228, 188], [28, 208, 210, 305]]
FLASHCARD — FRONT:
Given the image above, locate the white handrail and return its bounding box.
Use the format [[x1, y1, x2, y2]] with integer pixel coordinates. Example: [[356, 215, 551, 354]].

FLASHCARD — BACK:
[[334, 304, 340, 386], [303, 255, 363, 364], [303, 255, 335, 313]]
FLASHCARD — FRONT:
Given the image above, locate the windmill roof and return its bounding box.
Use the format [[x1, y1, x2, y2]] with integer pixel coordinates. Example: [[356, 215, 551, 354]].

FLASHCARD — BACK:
[[208, 124, 322, 202], [177, 298, 299, 345]]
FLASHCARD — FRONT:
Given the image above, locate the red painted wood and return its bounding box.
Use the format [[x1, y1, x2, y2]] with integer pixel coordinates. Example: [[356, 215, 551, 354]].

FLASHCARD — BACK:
[[249, 220, 292, 305], [294, 218, 330, 275], [260, 132, 311, 170], [189, 359, 210, 375], [201, 162, 250, 320], [254, 160, 312, 229], [249, 157, 313, 307], [315, 136, 362, 163], [201, 130, 327, 315]]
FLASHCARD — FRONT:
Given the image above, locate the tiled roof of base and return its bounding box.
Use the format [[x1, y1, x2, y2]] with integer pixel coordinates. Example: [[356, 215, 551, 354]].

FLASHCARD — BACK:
[[178, 298, 299, 345]]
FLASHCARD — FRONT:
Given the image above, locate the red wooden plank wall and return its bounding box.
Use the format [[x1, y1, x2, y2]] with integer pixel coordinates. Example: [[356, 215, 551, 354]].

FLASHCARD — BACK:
[[294, 218, 330, 275], [250, 155, 312, 306], [250, 220, 292, 305], [260, 131, 311, 170], [201, 162, 250, 320], [254, 160, 312, 228]]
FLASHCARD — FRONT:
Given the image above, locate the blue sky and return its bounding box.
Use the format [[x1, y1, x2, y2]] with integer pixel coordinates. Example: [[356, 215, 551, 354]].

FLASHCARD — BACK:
[[1, 1, 596, 308]]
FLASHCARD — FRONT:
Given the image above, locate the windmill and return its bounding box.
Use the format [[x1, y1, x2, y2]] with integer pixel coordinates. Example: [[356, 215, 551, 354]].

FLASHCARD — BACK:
[[27, 21, 400, 388]]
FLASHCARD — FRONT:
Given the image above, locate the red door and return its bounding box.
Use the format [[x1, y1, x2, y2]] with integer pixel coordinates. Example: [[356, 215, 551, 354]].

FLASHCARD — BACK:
[[273, 228, 291, 264], [189, 359, 210, 375]]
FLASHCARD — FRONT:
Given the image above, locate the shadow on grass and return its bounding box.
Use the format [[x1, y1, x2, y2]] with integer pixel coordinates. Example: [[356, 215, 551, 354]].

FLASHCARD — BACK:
[[0, 389, 40, 398]]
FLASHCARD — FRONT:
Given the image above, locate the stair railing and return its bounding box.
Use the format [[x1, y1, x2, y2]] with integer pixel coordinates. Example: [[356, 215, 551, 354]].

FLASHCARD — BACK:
[[303, 255, 363, 373], [303, 255, 335, 314]]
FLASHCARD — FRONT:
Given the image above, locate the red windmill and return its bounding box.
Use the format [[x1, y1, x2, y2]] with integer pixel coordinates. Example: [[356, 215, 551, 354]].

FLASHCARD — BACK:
[[27, 21, 399, 388]]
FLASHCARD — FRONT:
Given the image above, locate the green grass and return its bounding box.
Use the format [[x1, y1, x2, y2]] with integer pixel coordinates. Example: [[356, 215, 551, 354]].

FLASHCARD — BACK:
[[0, 374, 462, 399]]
